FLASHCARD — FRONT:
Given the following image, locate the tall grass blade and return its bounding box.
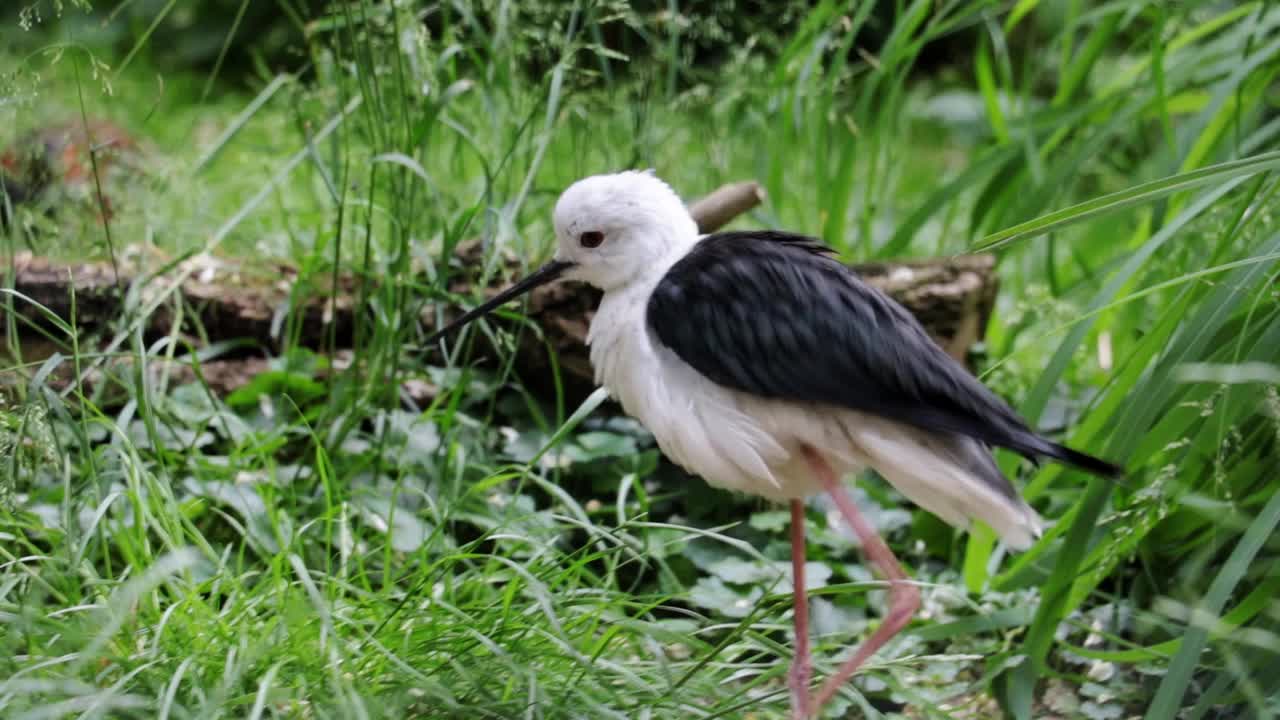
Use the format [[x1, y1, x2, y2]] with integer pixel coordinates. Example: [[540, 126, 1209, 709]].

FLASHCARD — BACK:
[[974, 151, 1280, 252]]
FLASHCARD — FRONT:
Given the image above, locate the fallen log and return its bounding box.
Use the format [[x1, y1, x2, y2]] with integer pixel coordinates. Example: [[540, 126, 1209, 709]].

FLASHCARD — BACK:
[[4, 180, 997, 405]]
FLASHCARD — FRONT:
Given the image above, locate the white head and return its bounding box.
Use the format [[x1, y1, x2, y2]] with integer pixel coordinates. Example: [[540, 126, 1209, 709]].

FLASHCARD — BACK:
[[551, 170, 699, 291], [427, 170, 699, 343]]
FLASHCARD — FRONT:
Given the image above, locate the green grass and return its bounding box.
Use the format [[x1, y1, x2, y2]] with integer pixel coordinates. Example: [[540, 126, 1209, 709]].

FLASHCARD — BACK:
[[3, 1, 1280, 718]]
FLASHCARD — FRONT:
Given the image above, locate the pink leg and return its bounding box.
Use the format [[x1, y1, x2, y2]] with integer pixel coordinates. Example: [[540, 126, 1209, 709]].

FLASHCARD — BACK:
[[788, 499, 812, 720], [801, 446, 921, 714]]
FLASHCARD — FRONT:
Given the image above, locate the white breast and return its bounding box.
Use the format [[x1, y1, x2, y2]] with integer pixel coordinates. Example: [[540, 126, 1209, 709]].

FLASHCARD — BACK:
[[586, 278, 808, 500]]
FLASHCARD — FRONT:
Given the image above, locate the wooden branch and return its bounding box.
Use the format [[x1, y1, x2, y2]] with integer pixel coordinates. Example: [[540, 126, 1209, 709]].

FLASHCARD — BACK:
[[3, 179, 997, 407], [688, 181, 766, 233]]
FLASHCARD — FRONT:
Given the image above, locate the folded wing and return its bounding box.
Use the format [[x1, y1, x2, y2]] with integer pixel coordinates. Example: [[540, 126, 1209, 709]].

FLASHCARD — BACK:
[[645, 231, 1121, 479]]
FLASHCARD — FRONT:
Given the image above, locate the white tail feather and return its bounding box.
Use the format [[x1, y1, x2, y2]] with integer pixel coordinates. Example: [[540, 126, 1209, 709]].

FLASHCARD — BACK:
[[850, 420, 1044, 551]]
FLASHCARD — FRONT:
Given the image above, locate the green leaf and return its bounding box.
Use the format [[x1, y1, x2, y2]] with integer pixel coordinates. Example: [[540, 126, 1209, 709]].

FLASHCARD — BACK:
[[975, 41, 1008, 144], [748, 510, 791, 532], [687, 576, 763, 618], [568, 431, 638, 462], [1174, 361, 1280, 384], [225, 370, 327, 409]]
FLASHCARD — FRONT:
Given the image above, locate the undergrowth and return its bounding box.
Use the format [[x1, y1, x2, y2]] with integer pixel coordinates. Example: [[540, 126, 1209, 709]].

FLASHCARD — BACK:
[[2, 1, 1279, 718]]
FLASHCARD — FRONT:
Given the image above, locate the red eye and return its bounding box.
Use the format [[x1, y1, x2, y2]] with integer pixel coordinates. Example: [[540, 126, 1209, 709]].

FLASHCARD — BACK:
[[579, 231, 604, 248]]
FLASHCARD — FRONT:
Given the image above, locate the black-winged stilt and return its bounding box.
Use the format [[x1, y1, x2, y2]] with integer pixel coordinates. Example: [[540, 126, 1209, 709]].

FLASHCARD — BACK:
[[429, 170, 1122, 719]]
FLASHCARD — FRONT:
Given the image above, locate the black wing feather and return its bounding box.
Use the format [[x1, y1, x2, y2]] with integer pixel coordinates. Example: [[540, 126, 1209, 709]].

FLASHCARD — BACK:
[[646, 231, 1122, 478]]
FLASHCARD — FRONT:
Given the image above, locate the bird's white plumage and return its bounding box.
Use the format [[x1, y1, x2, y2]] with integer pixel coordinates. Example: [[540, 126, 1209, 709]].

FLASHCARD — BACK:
[[554, 171, 1043, 550]]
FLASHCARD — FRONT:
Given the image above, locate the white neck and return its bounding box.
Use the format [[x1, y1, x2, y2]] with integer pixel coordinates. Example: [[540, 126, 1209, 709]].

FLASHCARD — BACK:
[[586, 233, 697, 401]]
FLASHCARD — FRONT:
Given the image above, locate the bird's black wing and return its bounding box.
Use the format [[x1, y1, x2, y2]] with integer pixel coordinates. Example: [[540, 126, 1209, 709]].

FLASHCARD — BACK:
[[646, 231, 1120, 478]]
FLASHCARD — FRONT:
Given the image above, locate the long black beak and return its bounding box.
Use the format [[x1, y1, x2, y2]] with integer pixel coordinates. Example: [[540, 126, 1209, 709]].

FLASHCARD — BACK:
[[427, 259, 574, 344]]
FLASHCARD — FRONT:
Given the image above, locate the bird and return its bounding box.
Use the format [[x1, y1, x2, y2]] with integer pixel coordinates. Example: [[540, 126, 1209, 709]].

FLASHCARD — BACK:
[[428, 170, 1123, 719]]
